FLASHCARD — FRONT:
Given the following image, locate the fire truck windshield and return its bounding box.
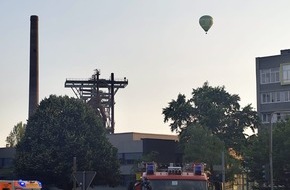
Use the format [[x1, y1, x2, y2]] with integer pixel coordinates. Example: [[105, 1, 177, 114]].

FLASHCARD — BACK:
[[149, 180, 208, 190]]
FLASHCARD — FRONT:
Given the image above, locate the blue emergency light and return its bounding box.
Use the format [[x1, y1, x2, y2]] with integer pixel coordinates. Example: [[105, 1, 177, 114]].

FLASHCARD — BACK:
[[146, 163, 155, 175], [194, 164, 203, 175], [18, 180, 26, 187]]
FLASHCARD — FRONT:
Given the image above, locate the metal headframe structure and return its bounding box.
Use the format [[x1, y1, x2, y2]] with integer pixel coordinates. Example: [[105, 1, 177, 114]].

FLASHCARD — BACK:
[[65, 69, 128, 133]]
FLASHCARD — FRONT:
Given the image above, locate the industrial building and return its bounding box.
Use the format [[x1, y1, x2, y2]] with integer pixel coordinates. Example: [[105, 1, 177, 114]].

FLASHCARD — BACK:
[[0, 147, 15, 179], [107, 132, 180, 186], [256, 49, 290, 124]]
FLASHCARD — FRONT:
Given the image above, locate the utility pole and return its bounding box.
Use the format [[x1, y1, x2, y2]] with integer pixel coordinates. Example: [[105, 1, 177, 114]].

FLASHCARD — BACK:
[[222, 151, 225, 190], [73, 157, 77, 190]]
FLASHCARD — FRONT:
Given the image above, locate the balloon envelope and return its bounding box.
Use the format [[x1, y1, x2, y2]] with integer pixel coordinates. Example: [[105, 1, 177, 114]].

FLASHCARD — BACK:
[[199, 15, 213, 33]]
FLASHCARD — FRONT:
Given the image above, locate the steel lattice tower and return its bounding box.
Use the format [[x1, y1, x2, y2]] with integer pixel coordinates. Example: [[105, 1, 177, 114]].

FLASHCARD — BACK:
[[65, 69, 128, 133]]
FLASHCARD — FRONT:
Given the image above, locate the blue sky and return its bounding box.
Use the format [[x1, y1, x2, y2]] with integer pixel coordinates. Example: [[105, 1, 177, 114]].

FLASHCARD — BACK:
[[1, 1, 290, 147]]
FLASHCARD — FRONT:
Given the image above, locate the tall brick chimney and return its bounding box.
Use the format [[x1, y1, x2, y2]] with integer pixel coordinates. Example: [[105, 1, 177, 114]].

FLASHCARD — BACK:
[[28, 15, 39, 118]]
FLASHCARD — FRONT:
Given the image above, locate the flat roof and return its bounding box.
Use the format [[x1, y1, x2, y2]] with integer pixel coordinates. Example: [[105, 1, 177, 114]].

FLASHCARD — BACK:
[[107, 132, 178, 141]]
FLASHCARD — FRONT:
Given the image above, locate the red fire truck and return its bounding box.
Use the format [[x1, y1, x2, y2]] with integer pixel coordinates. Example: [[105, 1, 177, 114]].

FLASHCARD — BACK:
[[136, 162, 209, 190], [0, 180, 42, 190]]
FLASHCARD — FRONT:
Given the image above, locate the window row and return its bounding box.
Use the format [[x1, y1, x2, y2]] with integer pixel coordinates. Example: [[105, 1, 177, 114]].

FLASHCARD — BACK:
[[261, 91, 290, 104], [261, 113, 290, 123], [260, 63, 290, 85]]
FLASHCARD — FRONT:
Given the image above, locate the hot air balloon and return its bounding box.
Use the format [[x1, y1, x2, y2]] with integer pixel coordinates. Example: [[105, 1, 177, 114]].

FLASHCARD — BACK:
[[199, 15, 213, 34]]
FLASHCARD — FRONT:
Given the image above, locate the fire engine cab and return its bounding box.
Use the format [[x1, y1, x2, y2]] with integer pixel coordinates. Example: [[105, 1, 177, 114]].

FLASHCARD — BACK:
[[0, 180, 42, 190], [139, 162, 208, 190]]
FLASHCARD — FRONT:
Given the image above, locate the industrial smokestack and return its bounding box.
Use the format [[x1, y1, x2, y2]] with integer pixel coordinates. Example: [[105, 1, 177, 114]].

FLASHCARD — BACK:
[[28, 15, 39, 118]]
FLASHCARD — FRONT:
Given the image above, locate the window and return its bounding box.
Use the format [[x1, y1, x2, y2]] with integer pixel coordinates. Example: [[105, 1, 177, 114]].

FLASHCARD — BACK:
[[281, 63, 290, 85], [260, 68, 280, 84], [262, 93, 267, 103], [261, 113, 271, 123], [271, 92, 276, 102], [277, 113, 281, 121], [277, 92, 281, 102], [260, 92, 274, 104], [261, 70, 266, 84], [266, 93, 270, 103], [285, 91, 290, 102], [261, 93, 270, 104]]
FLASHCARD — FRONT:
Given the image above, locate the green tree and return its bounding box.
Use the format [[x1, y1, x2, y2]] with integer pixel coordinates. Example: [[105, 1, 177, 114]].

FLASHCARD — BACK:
[[162, 82, 259, 153], [163, 94, 194, 133], [181, 124, 224, 164], [244, 120, 290, 188], [180, 124, 241, 182], [6, 122, 26, 147], [14, 95, 120, 190], [271, 120, 290, 188], [243, 133, 269, 187]]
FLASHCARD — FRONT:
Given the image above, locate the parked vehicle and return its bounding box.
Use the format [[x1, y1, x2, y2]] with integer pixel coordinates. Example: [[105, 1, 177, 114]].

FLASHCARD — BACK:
[[0, 180, 42, 190]]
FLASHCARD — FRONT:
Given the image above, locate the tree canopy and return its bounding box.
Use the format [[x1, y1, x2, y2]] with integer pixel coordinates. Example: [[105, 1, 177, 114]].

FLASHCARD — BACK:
[[162, 82, 259, 152], [180, 124, 224, 165], [6, 122, 26, 147], [14, 95, 120, 190]]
